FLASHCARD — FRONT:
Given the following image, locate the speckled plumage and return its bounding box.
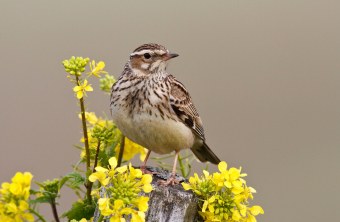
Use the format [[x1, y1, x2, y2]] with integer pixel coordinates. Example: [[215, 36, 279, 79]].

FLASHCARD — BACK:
[[110, 44, 220, 183]]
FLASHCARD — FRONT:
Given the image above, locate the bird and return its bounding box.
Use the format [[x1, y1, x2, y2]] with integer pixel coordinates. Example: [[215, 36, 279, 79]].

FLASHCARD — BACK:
[[110, 43, 220, 185]]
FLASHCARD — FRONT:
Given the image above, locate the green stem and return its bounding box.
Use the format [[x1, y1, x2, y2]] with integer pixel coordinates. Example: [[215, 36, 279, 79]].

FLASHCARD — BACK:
[[29, 208, 46, 222], [178, 153, 187, 178], [50, 200, 60, 222], [87, 140, 101, 193], [75, 75, 92, 202], [97, 214, 104, 222], [117, 135, 125, 167], [93, 140, 101, 172]]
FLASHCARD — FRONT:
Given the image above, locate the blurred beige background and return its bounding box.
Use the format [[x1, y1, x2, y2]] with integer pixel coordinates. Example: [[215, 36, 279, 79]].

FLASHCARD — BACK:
[[1, 0, 340, 221]]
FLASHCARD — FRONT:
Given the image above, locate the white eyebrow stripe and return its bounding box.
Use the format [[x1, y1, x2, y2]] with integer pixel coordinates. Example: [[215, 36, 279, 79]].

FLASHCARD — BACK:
[[130, 49, 167, 57], [130, 49, 153, 56], [154, 50, 166, 55]]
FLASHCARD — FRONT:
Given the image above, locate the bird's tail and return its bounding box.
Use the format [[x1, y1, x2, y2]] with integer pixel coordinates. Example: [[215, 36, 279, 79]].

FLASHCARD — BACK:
[[191, 142, 221, 165]]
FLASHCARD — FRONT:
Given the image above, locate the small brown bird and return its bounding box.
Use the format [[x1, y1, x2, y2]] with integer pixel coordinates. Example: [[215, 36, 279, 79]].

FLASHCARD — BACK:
[[110, 43, 220, 185]]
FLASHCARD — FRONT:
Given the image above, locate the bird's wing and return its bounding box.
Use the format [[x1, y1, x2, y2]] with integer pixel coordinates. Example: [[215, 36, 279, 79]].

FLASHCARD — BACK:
[[167, 75, 205, 140]]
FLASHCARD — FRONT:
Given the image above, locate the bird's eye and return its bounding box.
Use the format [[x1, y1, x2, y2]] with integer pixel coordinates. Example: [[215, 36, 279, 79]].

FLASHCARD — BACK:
[[143, 53, 151, 59]]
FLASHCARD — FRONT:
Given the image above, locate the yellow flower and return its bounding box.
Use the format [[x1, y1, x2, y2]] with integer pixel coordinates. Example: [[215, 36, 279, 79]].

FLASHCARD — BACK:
[[238, 204, 247, 217], [100, 199, 125, 219], [89, 60, 107, 77], [232, 208, 242, 221], [78, 112, 98, 125], [246, 214, 256, 222], [18, 201, 29, 211], [12, 172, 32, 187], [190, 174, 199, 184], [109, 157, 118, 168], [89, 167, 110, 186], [229, 167, 241, 181], [141, 174, 153, 193], [212, 172, 224, 188], [9, 183, 22, 196], [0, 172, 34, 222], [22, 213, 34, 221], [129, 163, 142, 179], [115, 138, 147, 162], [135, 196, 149, 212], [0, 182, 10, 192], [98, 198, 113, 216], [249, 205, 264, 216], [181, 182, 191, 191], [116, 165, 128, 173], [6, 202, 17, 214], [110, 217, 126, 222], [231, 182, 244, 195], [218, 161, 228, 173], [202, 196, 215, 212], [113, 199, 124, 211], [73, 79, 93, 99], [131, 211, 145, 222]]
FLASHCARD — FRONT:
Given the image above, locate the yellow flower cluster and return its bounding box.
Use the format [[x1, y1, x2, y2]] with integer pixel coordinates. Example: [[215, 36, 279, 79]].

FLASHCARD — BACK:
[[0, 172, 34, 222], [182, 162, 264, 222], [99, 74, 116, 93], [89, 157, 153, 222], [79, 112, 115, 160], [62, 56, 90, 76], [63, 58, 108, 99]]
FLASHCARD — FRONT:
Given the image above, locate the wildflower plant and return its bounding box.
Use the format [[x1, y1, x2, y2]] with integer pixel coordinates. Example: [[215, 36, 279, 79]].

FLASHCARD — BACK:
[[0, 57, 151, 222], [89, 157, 153, 222], [60, 56, 150, 221], [182, 161, 264, 222]]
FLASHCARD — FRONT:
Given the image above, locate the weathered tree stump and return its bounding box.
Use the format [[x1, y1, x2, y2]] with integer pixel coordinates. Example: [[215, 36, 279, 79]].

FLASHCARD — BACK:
[[93, 166, 203, 222]]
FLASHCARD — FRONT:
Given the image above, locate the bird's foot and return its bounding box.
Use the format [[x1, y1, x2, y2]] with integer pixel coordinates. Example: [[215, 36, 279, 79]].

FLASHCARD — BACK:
[[140, 166, 158, 175], [158, 175, 180, 186]]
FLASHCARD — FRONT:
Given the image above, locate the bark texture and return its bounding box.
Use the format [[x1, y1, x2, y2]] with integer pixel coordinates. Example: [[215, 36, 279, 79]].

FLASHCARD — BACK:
[[93, 166, 203, 222]]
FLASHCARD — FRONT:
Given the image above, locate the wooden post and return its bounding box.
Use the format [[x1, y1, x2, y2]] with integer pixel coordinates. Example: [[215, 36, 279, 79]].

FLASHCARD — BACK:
[[93, 167, 203, 222]]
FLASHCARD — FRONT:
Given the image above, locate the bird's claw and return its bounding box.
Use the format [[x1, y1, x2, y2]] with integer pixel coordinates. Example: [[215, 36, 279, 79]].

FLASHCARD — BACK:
[[158, 176, 180, 186], [140, 166, 158, 175]]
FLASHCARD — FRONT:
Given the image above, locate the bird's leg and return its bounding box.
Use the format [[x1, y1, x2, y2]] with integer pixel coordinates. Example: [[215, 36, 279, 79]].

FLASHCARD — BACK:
[[159, 150, 180, 186], [140, 150, 155, 174]]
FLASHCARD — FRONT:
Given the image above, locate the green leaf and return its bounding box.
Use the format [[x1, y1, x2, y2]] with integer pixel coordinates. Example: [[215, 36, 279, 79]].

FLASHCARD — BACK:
[[59, 175, 70, 190], [63, 199, 96, 220], [30, 196, 52, 204], [29, 189, 41, 195], [64, 172, 86, 190]]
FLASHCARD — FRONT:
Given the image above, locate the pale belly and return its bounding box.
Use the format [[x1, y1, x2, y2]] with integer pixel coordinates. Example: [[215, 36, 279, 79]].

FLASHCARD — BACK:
[[111, 106, 195, 154]]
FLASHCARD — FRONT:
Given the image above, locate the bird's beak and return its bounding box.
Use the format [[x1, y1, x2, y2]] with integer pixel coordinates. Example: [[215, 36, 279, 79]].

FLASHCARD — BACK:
[[164, 53, 179, 61]]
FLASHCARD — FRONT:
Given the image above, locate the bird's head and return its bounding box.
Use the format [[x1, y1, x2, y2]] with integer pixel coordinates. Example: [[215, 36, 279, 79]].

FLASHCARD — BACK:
[[129, 43, 178, 75]]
